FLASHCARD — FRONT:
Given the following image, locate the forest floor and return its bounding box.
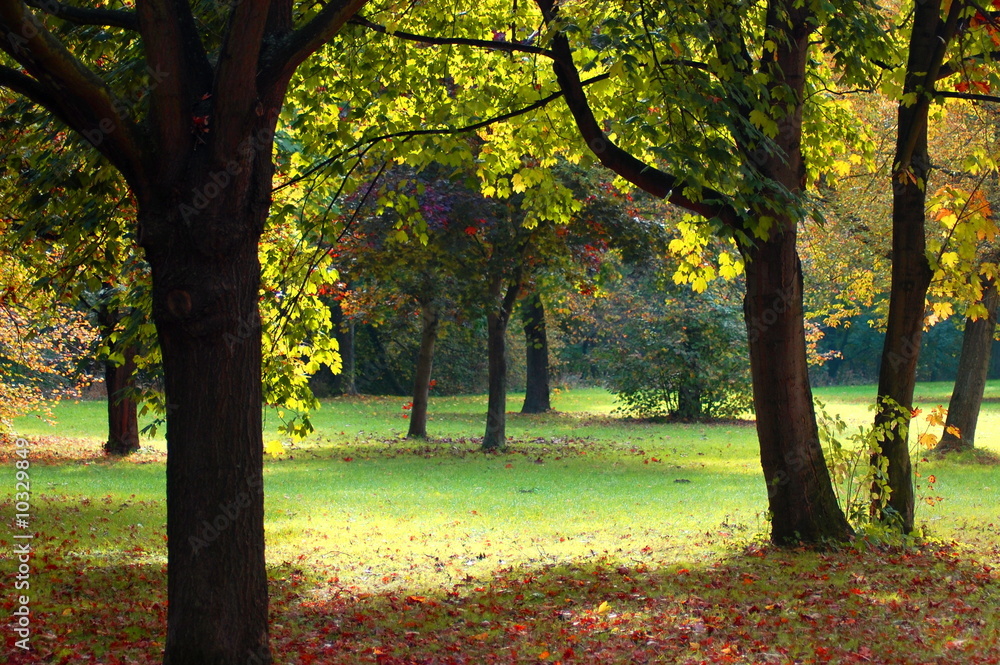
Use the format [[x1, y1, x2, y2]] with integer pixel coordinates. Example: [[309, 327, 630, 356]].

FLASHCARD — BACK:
[[2, 385, 1000, 664]]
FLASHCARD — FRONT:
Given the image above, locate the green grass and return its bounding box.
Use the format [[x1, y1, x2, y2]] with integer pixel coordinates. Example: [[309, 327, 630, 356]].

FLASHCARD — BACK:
[[4, 383, 1000, 663]]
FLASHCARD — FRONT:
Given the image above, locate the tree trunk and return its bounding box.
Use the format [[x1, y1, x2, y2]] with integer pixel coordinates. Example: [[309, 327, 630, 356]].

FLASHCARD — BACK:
[[741, 2, 852, 544], [675, 380, 702, 420], [520, 291, 551, 414], [744, 230, 853, 543], [104, 344, 140, 455], [407, 303, 439, 438], [483, 281, 521, 451], [331, 299, 358, 396], [939, 279, 999, 451], [97, 304, 140, 456], [340, 318, 358, 396], [146, 221, 270, 665], [872, 0, 957, 532], [366, 325, 409, 395]]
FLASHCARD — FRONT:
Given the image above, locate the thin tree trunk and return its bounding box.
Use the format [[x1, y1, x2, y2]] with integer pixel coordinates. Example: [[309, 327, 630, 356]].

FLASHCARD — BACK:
[[340, 318, 358, 396], [331, 298, 358, 396], [366, 325, 409, 395], [521, 291, 551, 414], [408, 303, 439, 438], [483, 281, 521, 451], [104, 344, 140, 455], [872, 0, 959, 532], [939, 279, 999, 451], [97, 303, 140, 456]]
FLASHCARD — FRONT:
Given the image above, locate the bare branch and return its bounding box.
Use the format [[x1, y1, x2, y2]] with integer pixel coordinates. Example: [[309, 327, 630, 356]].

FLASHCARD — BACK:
[[349, 15, 554, 57], [0, 63, 60, 109], [25, 0, 137, 29], [937, 89, 1000, 103]]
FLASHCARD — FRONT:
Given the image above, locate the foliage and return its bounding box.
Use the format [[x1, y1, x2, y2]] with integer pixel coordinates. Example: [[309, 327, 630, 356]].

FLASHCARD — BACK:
[[595, 264, 752, 421], [818, 397, 953, 537], [0, 233, 97, 431]]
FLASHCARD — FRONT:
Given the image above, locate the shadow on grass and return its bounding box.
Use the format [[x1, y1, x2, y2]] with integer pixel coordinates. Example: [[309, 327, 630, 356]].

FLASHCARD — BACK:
[[5, 539, 1000, 665]]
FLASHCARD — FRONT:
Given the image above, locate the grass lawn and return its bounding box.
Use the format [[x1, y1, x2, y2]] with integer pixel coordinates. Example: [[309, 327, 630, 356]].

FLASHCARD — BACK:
[[2, 384, 1000, 663]]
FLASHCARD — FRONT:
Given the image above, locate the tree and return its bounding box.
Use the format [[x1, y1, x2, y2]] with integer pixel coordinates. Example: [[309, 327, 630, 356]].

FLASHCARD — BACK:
[[94, 289, 141, 455], [870, 0, 1000, 531], [511, 0, 879, 542], [939, 277, 999, 451], [0, 1, 372, 661], [520, 290, 551, 413]]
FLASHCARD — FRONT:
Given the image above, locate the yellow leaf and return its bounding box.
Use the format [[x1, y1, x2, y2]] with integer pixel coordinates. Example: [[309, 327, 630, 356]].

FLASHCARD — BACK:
[[918, 433, 938, 449], [511, 173, 526, 193], [596, 601, 611, 614], [264, 439, 285, 457], [946, 425, 961, 437]]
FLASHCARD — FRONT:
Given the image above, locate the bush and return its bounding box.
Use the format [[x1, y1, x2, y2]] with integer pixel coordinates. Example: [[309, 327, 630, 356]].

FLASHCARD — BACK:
[[595, 272, 753, 420]]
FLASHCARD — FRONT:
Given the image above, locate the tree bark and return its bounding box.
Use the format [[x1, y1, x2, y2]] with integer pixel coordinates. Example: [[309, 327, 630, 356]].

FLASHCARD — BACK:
[[520, 291, 551, 414], [872, 0, 959, 532], [483, 280, 521, 451], [739, 1, 853, 544], [97, 303, 140, 456], [407, 302, 439, 438], [146, 211, 271, 665], [939, 279, 999, 451], [103, 344, 140, 455]]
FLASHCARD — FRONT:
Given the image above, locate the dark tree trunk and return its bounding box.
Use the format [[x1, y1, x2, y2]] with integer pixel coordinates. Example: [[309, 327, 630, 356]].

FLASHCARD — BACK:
[[138, 106, 286, 665], [520, 291, 551, 414], [366, 325, 409, 395], [740, 2, 852, 544], [744, 230, 852, 543], [483, 281, 521, 451], [872, 0, 959, 532], [146, 216, 270, 665], [97, 304, 140, 456], [675, 380, 702, 420], [340, 318, 358, 396], [331, 299, 358, 396], [104, 344, 140, 455], [407, 303, 439, 438], [939, 279, 999, 451]]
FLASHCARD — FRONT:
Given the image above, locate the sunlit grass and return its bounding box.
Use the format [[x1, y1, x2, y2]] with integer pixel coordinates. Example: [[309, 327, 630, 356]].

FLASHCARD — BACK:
[[4, 382, 1000, 662]]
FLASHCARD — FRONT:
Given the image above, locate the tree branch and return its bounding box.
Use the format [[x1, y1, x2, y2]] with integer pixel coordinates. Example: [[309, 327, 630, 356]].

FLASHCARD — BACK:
[[937, 89, 1000, 103], [0, 63, 60, 110], [938, 50, 1000, 79], [533, 0, 740, 231], [260, 0, 370, 87], [135, 0, 211, 183], [349, 15, 554, 57], [25, 0, 137, 29], [0, 0, 145, 188]]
